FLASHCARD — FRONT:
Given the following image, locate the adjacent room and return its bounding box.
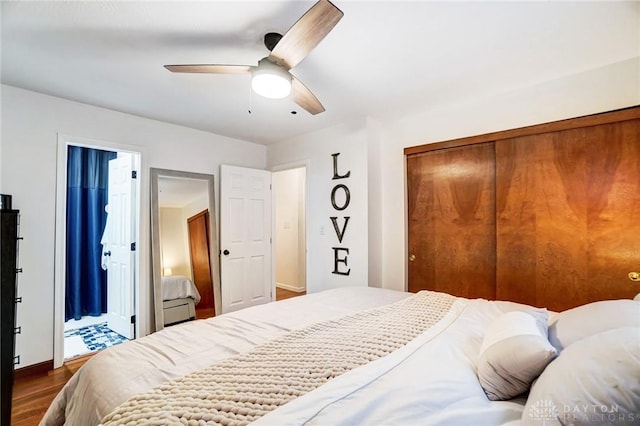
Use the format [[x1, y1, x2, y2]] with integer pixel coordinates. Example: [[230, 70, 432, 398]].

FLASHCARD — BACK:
[[62, 146, 140, 360], [1, 0, 638, 425]]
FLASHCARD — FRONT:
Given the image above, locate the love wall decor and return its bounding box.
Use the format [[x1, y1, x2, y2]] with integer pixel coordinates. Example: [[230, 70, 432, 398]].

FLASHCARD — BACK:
[[330, 153, 351, 276]]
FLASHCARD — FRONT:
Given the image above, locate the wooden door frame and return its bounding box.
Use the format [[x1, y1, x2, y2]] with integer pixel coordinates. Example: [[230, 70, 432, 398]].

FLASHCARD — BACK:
[[187, 209, 215, 310], [405, 106, 640, 155]]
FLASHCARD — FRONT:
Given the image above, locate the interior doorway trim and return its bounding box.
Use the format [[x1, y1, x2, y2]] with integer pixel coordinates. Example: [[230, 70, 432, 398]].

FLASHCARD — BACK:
[[53, 134, 145, 368], [270, 160, 310, 298]]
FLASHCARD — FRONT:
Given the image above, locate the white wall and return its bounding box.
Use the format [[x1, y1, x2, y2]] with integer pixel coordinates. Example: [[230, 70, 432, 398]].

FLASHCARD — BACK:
[[159, 207, 191, 279], [0, 84, 266, 368], [366, 117, 384, 289], [268, 120, 369, 294]]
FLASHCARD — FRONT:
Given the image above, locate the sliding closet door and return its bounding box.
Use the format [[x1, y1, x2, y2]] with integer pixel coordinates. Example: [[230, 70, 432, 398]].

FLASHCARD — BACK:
[[407, 143, 496, 299], [496, 119, 640, 311]]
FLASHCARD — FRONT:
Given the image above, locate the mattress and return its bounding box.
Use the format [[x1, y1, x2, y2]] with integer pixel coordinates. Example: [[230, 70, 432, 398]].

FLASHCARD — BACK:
[[45, 285, 640, 426], [161, 274, 201, 304], [42, 287, 410, 425]]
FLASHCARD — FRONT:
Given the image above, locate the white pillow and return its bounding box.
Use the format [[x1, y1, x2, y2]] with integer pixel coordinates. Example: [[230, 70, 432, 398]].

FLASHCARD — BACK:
[[522, 326, 640, 426], [478, 310, 557, 401], [548, 299, 640, 352]]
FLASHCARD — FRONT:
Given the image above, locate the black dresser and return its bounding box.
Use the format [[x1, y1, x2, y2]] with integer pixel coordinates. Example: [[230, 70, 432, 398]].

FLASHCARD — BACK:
[[1, 194, 20, 425]]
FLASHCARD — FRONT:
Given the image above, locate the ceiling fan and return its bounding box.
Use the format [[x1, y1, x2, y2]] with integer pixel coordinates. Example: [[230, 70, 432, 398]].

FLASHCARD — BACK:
[[164, 0, 344, 115]]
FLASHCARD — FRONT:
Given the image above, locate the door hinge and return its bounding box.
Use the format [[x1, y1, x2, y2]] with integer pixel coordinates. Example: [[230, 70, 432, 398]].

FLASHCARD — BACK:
[[130, 315, 136, 324], [131, 242, 136, 251], [131, 170, 137, 179]]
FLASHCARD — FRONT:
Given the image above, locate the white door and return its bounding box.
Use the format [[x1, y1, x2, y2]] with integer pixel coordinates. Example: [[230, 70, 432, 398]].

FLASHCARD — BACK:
[[105, 154, 136, 339], [220, 165, 272, 313]]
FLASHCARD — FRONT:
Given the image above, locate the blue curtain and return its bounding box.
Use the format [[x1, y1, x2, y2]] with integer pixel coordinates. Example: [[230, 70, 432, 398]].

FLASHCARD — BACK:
[[66, 146, 117, 321]]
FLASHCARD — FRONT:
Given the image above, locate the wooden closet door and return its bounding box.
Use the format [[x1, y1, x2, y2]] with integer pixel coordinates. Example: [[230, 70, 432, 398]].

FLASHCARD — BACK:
[[496, 119, 640, 311], [188, 210, 214, 309], [407, 143, 496, 299]]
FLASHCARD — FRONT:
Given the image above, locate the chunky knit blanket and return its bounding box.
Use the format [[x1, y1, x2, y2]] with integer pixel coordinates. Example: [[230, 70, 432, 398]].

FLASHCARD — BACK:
[[100, 291, 456, 426]]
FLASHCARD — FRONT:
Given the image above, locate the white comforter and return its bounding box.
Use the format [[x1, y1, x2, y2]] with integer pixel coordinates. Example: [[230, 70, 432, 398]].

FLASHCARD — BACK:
[[42, 287, 525, 425], [161, 275, 201, 304], [256, 297, 525, 425], [42, 287, 409, 425]]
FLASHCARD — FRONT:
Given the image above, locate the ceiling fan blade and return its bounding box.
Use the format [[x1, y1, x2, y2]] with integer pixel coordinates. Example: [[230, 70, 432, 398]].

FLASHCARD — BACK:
[[291, 76, 325, 115], [268, 0, 343, 70], [164, 64, 252, 74]]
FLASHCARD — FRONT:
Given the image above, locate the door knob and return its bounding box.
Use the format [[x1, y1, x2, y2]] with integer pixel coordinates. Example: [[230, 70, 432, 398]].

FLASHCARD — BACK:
[[629, 272, 640, 282], [409, 254, 416, 262], [104, 251, 111, 256], [222, 249, 230, 256]]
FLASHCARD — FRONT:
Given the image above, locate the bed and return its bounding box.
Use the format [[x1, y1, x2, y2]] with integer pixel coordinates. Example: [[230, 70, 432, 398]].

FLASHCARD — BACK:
[[42, 287, 639, 426], [161, 275, 201, 326]]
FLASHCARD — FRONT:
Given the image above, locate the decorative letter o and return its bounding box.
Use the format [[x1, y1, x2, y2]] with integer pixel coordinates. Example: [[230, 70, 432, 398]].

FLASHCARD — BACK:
[[331, 184, 351, 211]]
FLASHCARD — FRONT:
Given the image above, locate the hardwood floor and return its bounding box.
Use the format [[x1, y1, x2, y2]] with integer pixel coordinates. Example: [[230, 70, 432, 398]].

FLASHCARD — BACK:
[[12, 355, 92, 426], [195, 307, 215, 320], [12, 291, 305, 424], [276, 287, 306, 301]]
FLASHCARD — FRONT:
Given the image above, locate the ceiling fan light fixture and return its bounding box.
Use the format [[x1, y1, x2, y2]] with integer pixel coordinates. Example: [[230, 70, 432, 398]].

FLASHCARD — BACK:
[[251, 58, 292, 99]]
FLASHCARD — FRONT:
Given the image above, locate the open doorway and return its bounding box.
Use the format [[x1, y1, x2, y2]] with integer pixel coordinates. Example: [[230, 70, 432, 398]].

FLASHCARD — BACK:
[[272, 167, 307, 301], [54, 138, 141, 366]]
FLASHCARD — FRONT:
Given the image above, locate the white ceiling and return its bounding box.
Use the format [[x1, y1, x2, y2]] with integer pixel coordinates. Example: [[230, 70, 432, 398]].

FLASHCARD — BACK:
[[2, 1, 638, 145]]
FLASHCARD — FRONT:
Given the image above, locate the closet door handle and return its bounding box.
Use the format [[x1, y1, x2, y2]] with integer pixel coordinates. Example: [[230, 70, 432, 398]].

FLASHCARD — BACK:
[[222, 249, 230, 256], [104, 251, 111, 256]]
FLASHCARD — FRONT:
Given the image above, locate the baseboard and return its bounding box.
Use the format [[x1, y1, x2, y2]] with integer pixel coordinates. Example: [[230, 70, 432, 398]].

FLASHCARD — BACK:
[[14, 359, 54, 379], [276, 282, 305, 293]]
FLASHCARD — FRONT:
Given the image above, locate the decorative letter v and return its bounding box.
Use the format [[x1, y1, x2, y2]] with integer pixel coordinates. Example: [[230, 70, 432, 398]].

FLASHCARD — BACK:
[[330, 216, 351, 243]]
